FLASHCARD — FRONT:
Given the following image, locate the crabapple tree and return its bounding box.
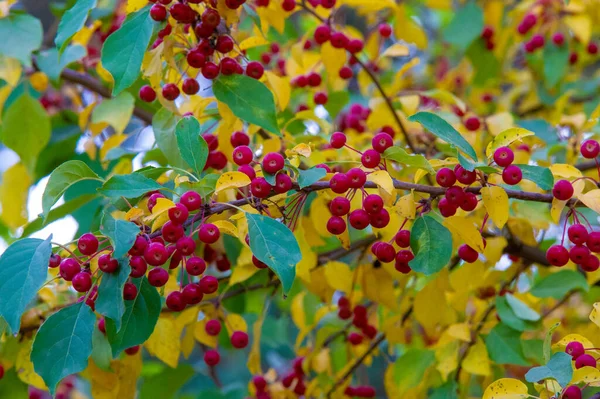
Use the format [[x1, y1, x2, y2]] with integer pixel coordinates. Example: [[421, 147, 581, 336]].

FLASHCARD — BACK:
[[0, 0, 599, 398]]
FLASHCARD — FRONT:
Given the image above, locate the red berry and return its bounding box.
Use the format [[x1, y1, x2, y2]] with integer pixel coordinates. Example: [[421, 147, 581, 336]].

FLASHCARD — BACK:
[[395, 230, 410, 247], [372, 132, 393, 153], [123, 282, 138, 300], [262, 152, 285, 174], [72, 272, 92, 292], [320, 0, 336, 8], [180, 190, 202, 211], [202, 62, 220, 79], [562, 386, 582, 399], [253, 375, 267, 391], [346, 39, 364, 54], [575, 353, 596, 369], [330, 132, 347, 149], [148, 268, 169, 287], [274, 173, 293, 194], [282, 0, 296, 11], [129, 236, 148, 256], [436, 168, 456, 188], [220, 57, 239, 75], [98, 254, 119, 273], [546, 245, 569, 266], [566, 341, 585, 358], [582, 254, 600, 272], [587, 232, 600, 253], [370, 208, 390, 228], [49, 253, 61, 268], [339, 66, 353, 79], [314, 25, 331, 44], [568, 224, 589, 245], [215, 35, 234, 53], [125, 345, 140, 355], [176, 236, 196, 256], [493, 147, 514, 167], [454, 165, 477, 185], [361, 149, 381, 168], [233, 145, 253, 166], [570, 245, 590, 264], [205, 319, 222, 336], [307, 72, 322, 87], [570, 52, 579, 65], [445, 186, 465, 206], [129, 256, 147, 278], [581, 139, 600, 159], [78, 233, 99, 255], [198, 223, 220, 244], [250, 177, 272, 198], [168, 203, 189, 225], [349, 209, 370, 230], [438, 197, 458, 217], [330, 173, 350, 194], [187, 51, 206, 69], [147, 192, 165, 213], [552, 32, 565, 46], [98, 318, 106, 334], [481, 25, 494, 39], [378, 23, 392, 38], [162, 221, 184, 243], [348, 332, 363, 345], [338, 307, 352, 319], [347, 168, 366, 188], [182, 78, 199, 95], [246, 61, 264, 79], [59, 258, 81, 281], [170, 3, 195, 23], [363, 194, 383, 214], [202, 8, 221, 28], [314, 91, 328, 105], [204, 349, 220, 366], [165, 291, 186, 311], [588, 42, 599, 55], [327, 216, 347, 235], [502, 165, 522, 185], [553, 180, 574, 200], [458, 244, 479, 263], [460, 192, 479, 212], [150, 4, 167, 21], [355, 386, 376, 398], [162, 83, 180, 101], [231, 331, 249, 348], [199, 275, 219, 294], [464, 116, 481, 131], [185, 256, 206, 276], [330, 32, 349, 49], [139, 85, 157, 102]]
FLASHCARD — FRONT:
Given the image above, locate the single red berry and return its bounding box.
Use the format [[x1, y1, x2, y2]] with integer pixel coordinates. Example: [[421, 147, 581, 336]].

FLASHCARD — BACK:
[[330, 132, 347, 149], [372, 132, 393, 153], [202, 8, 221, 28], [251, 255, 268, 269], [245, 61, 264, 79], [162, 83, 180, 101], [148, 268, 169, 287], [370, 208, 390, 228], [168, 203, 189, 225], [204, 349, 221, 366], [231, 331, 249, 348], [198, 223, 220, 244], [253, 375, 267, 391], [186, 256, 206, 276], [546, 244, 569, 266], [552, 32, 565, 46], [78, 233, 99, 256], [274, 173, 293, 194], [395, 249, 414, 264], [464, 116, 481, 131], [348, 332, 363, 345], [282, 0, 296, 11], [199, 275, 219, 294], [502, 165, 522, 185], [72, 272, 92, 292], [215, 35, 234, 53], [588, 42, 599, 55], [202, 62, 220, 79], [458, 244, 479, 263], [378, 23, 392, 38], [460, 192, 479, 212], [530, 34, 545, 49], [566, 341, 585, 358], [338, 307, 352, 319], [129, 236, 148, 256], [481, 25, 494, 39], [330, 173, 350, 194], [262, 152, 285, 174], [493, 147, 514, 167], [349, 209, 370, 230], [49, 253, 61, 269], [124, 345, 140, 355], [250, 177, 272, 198], [327, 216, 347, 235], [570, 245, 590, 264], [97, 318, 106, 334], [445, 186, 465, 206], [568, 224, 589, 245], [363, 194, 384, 214], [587, 232, 600, 253], [123, 282, 138, 300], [361, 149, 381, 168], [337, 296, 349, 308], [576, 353, 597, 369], [346, 39, 364, 54], [570, 52, 579, 65], [150, 4, 167, 21], [162, 221, 184, 243], [454, 165, 477, 185], [166, 291, 186, 311], [129, 256, 147, 278], [581, 139, 600, 159], [355, 386, 376, 398], [314, 91, 328, 105], [436, 168, 456, 188], [139, 85, 157, 102], [582, 254, 600, 272], [562, 386, 582, 399], [187, 51, 206, 69], [182, 78, 199, 95], [176, 236, 196, 256], [180, 191, 202, 211], [205, 319, 222, 336], [98, 254, 119, 273], [346, 168, 366, 189], [320, 0, 336, 8], [170, 3, 195, 22], [339, 66, 353, 79], [438, 197, 458, 218], [233, 145, 253, 166], [330, 32, 349, 49], [307, 72, 322, 87], [395, 230, 410, 248], [238, 165, 256, 180], [553, 180, 574, 200], [59, 258, 81, 281], [314, 25, 331, 44], [220, 57, 239, 75]]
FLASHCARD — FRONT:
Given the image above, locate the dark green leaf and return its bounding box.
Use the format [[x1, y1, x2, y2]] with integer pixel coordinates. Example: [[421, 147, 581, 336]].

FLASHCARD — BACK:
[[531, 270, 588, 299], [298, 167, 327, 189], [263, 171, 277, 186], [100, 7, 154, 95], [466, 39, 500, 86], [505, 293, 540, 321], [0, 13, 42, 66], [55, 0, 97, 53], [98, 173, 163, 198], [153, 108, 185, 168], [391, 349, 435, 391], [91, 326, 113, 371], [31, 302, 95, 395], [383, 147, 434, 173], [106, 277, 161, 357], [0, 94, 51, 172], [139, 364, 195, 399], [443, 2, 484, 50], [0, 236, 52, 333], [515, 164, 554, 190], [213, 74, 280, 136], [246, 213, 301, 295], [0, 368, 29, 398], [35, 45, 86, 83], [408, 112, 478, 161], [42, 160, 102, 220], [485, 323, 528, 366], [100, 213, 140, 258], [525, 352, 573, 388], [175, 116, 209, 176], [96, 258, 131, 331], [409, 215, 453, 275], [543, 41, 570, 88]]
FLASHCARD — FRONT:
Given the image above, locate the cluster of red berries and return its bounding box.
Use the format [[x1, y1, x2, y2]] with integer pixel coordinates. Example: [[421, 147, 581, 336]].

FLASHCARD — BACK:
[[27, 376, 77, 399], [481, 25, 495, 50], [337, 299, 378, 342], [450, 105, 481, 132], [344, 385, 376, 398], [250, 375, 270, 399], [336, 104, 388, 134], [281, 357, 308, 395], [140, 0, 267, 104], [257, 42, 286, 77], [202, 319, 249, 367], [561, 341, 600, 399]]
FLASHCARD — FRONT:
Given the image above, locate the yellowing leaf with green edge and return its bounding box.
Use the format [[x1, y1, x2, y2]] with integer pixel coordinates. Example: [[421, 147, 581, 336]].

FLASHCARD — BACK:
[[578, 189, 600, 215], [144, 316, 181, 368], [590, 302, 600, 328], [239, 36, 269, 50], [380, 43, 410, 58], [552, 334, 595, 352], [435, 340, 459, 381], [485, 128, 534, 158], [462, 337, 491, 376], [447, 323, 471, 342], [443, 216, 485, 253], [194, 319, 218, 348], [550, 163, 582, 178], [212, 220, 238, 236], [0, 55, 21, 87], [0, 162, 31, 229], [288, 143, 312, 158], [215, 171, 251, 193], [367, 170, 394, 196], [91, 92, 135, 134], [229, 261, 260, 285], [395, 5, 427, 49], [323, 261, 353, 293], [84, 360, 120, 399], [483, 378, 528, 399], [16, 338, 46, 390], [265, 71, 290, 111], [481, 186, 509, 229], [320, 42, 346, 83], [571, 366, 600, 386]]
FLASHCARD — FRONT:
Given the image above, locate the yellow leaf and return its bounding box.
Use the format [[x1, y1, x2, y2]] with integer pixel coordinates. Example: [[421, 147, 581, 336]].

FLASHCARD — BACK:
[[367, 170, 394, 196], [181, 325, 195, 359], [483, 378, 528, 399], [0, 55, 21, 87], [590, 302, 600, 328], [126, 0, 147, 13], [291, 292, 306, 329], [443, 216, 485, 253], [485, 112, 514, 137], [212, 220, 238, 236], [579, 190, 600, 214], [462, 337, 491, 376], [247, 314, 265, 375], [194, 319, 218, 348], [16, 338, 46, 390], [435, 340, 459, 381], [320, 42, 346, 84], [265, 71, 291, 111], [380, 43, 410, 58], [0, 163, 31, 229], [125, 207, 144, 222], [215, 171, 251, 193], [288, 143, 312, 158], [447, 323, 471, 342], [72, 20, 102, 48], [565, 14, 591, 44], [229, 261, 259, 285], [414, 271, 456, 333], [225, 313, 247, 334], [362, 265, 397, 310], [571, 366, 600, 386], [339, 0, 395, 11], [239, 36, 269, 50], [145, 316, 181, 368], [485, 128, 534, 158], [395, 5, 427, 49], [323, 261, 353, 293], [550, 164, 582, 179], [481, 186, 509, 229], [392, 192, 416, 220]]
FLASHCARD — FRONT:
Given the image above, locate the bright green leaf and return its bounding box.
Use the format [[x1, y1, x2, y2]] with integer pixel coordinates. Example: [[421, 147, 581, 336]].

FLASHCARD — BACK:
[[175, 116, 209, 176], [55, 0, 97, 53], [409, 215, 453, 275], [383, 147, 434, 173], [91, 326, 113, 371], [531, 270, 588, 299], [95, 257, 131, 332], [391, 349, 435, 393], [98, 173, 163, 198], [100, 213, 140, 258], [466, 39, 500, 86], [0, 14, 42, 67], [495, 296, 537, 332]]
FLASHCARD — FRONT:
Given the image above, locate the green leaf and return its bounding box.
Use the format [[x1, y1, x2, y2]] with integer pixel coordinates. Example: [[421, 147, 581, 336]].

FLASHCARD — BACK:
[[383, 147, 434, 173], [0, 13, 42, 66], [408, 112, 478, 161], [430, 381, 458, 399], [181, 173, 219, 199], [505, 293, 540, 321], [213, 74, 280, 136], [100, 7, 155, 95], [0, 368, 28, 399], [525, 352, 573, 388], [544, 322, 561, 363], [0, 236, 52, 333], [24, 194, 97, 237], [100, 213, 140, 258], [91, 91, 136, 135], [531, 270, 589, 299], [409, 215, 453, 275], [391, 349, 435, 393], [0, 94, 51, 172], [246, 213, 301, 295], [298, 167, 327, 189], [175, 116, 209, 176], [466, 39, 500, 86], [495, 296, 536, 332], [485, 323, 529, 366], [42, 160, 102, 220], [99, 173, 163, 198], [91, 326, 113, 371], [543, 41, 570, 88], [153, 108, 185, 168], [515, 164, 554, 191], [96, 257, 131, 331], [106, 277, 161, 357], [139, 364, 195, 399], [35, 45, 86, 82], [31, 302, 95, 395], [55, 0, 97, 53], [443, 2, 484, 50]]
